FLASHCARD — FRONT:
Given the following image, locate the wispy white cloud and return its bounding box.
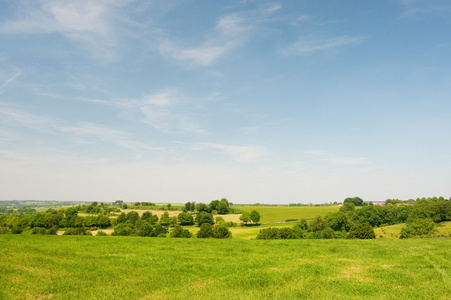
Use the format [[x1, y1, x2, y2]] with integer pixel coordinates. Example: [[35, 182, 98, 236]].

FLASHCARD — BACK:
[[0, 71, 21, 94], [399, 0, 451, 18], [57, 123, 161, 154], [282, 35, 367, 56], [159, 4, 281, 66], [78, 89, 210, 134], [196, 142, 268, 163], [0, 0, 127, 60], [0, 105, 51, 128]]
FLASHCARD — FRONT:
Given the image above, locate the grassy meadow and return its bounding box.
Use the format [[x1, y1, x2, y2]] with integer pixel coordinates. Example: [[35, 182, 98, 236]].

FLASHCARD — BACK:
[[236, 205, 340, 222], [1, 235, 451, 300]]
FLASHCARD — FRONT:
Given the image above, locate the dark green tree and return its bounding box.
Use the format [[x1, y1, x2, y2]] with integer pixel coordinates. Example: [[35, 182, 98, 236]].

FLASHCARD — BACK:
[[177, 212, 194, 226], [217, 198, 230, 214], [170, 225, 192, 238], [240, 212, 251, 224], [212, 225, 231, 238], [347, 222, 375, 239], [159, 211, 171, 226], [249, 210, 261, 224], [126, 211, 139, 225], [209, 200, 220, 212], [343, 197, 364, 206], [399, 218, 437, 239], [195, 212, 214, 226], [196, 223, 213, 238]]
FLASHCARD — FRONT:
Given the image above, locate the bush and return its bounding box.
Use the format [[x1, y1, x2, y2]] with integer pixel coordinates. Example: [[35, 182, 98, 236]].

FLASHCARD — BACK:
[[96, 231, 107, 236], [112, 223, 134, 236], [170, 225, 192, 238], [320, 228, 336, 239], [256, 228, 280, 239], [215, 216, 226, 225], [347, 222, 375, 239], [178, 212, 194, 226], [154, 224, 168, 237], [196, 212, 214, 226], [400, 218, 437, 239], [212, 225, 231, 239], [46, 225, 59, 235], [197, 223, 213, 238], [63, 227, 91, 235]]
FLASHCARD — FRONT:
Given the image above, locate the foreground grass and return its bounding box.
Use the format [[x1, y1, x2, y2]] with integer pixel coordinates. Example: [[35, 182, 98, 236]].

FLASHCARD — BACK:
[[1, 236, 450, 299], [236, 205, 340, 222]]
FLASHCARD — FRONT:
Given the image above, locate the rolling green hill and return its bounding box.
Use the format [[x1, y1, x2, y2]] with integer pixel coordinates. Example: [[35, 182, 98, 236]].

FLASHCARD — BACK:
[[1, 235, 450, 299]]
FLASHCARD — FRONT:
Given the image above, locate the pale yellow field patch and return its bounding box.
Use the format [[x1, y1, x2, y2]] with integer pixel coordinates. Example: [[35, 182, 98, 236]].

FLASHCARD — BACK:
[[213, 214, 241, 223]]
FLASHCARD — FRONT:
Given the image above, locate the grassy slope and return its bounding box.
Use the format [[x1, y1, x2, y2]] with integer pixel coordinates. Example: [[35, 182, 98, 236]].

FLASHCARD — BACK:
[[375, 221, 451, 239], [236, 205, 340, 222], [1, 235, 450, 300]]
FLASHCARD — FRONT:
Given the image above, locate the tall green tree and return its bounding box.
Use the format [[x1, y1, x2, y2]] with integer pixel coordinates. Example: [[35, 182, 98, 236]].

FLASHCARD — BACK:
[[177, 212, 194, 226], [249, 210, 261, 224]]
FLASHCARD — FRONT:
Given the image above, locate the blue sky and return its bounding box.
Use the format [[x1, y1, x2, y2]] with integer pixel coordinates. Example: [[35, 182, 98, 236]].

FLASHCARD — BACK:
[[0, 0, 450, 204]]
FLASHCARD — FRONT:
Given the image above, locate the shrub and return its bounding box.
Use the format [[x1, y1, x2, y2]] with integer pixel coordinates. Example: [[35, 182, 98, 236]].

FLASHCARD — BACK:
[[63, 227, 91, 235], [197, 223, 213, 238], [225, 221, 237, 227], [212, 225, 231, 239], [320, 228, 336, 239], [178, 212, 194, 226], [46, 225, 59, 235], [215, 216, 226, 225], [256, 228, 280, 239], [154, 224, 168, 237], [399, 218, 437, 239], [96, 231, 107, 236], [170, 225, 192, 238], [0, 227, 10, 234], [195, 212, 214, 226], [347, 222, 375, 239], [112, 223, 134, 236]]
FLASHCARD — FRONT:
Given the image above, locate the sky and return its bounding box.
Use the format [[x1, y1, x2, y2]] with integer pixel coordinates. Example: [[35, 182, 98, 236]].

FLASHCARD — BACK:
[[0, 0, 450, 204]]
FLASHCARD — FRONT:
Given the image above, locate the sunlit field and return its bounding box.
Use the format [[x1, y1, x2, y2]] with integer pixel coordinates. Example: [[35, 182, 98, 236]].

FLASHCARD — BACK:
[[1, 235, 450, 300], [236, 205, 340, 222]]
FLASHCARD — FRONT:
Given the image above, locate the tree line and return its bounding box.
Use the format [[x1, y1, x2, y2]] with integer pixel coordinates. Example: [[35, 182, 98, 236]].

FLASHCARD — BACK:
[[0, 203, 235, 239], [257, 197, 451, 239]]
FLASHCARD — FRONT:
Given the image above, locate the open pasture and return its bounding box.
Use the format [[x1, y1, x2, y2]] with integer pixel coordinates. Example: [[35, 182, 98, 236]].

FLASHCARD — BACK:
[[236, 205, 340, 222], [1, 235, 450, 299]]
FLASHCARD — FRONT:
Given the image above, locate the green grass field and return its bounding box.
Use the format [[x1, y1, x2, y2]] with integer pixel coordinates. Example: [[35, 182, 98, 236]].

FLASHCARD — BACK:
[[1, 235, 450, 299], [236, 205, 340, 222]]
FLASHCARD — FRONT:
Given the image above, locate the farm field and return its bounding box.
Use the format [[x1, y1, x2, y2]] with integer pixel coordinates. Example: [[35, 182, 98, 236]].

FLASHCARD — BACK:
[[236, 205, 340, 222], [1, 235, 450, 299]]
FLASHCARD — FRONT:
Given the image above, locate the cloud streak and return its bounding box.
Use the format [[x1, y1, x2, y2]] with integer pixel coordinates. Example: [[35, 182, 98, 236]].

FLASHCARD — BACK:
[[159, 4, 281, 66], [282, 35, 367, 56], [79, 89, 210, 134], [0, 72, 21, 94], [0, 0, 126, 60]]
